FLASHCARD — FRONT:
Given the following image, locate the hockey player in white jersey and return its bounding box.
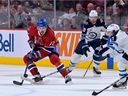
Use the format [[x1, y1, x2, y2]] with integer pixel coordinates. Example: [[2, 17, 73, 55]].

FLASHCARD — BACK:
[[104, 24, 128, 88], [67, 10, 109, 76]]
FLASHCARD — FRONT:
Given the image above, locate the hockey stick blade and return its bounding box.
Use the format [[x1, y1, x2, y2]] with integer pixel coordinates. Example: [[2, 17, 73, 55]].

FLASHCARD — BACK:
[[92, 91, 100, 96], [13, 80, 23, 85], [91, 75, 128, 96], [13, 74, 28, 85]]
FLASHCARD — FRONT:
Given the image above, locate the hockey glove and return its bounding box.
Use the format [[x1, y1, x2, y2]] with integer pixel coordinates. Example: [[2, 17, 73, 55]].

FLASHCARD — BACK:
[[28, 52, 37, 61], [82, 44, 90, 57], [122, 52, 128, 61], [28, 41, 35, 50]]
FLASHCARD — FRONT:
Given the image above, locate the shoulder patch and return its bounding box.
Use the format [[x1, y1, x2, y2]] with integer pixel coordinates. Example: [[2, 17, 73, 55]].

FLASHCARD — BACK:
[[83, 28, 86, 32], [100, 19, 104, 23]]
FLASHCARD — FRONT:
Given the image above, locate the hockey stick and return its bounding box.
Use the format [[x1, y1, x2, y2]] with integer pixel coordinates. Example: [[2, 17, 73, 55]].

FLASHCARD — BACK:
[[41, 68, 68, 79], [92, 75, 128, 96], [13, 65, 28, 85], [13, 50, 35, 85], [19, 67, 69, 84], [82, 60, 93, 78]]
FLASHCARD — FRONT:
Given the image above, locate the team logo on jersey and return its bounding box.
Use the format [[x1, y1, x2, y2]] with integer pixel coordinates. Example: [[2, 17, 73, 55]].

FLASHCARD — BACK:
[[88, 32, 97, 39]]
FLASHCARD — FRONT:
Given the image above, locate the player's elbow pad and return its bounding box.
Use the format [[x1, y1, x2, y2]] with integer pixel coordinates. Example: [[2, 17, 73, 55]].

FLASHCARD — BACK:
[[122, 52, 128, 61]]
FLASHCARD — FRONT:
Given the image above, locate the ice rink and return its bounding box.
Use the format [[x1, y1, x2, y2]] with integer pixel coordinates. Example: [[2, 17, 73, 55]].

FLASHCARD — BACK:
[[0, 64, 128, 96]]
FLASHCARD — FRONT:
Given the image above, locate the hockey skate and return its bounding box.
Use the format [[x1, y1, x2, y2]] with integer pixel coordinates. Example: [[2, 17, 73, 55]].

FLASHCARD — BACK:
[[65, 75, 72, 84], [93, 67, 101, 77], [113, 77, 127, 89], [21, 75, 43, 84]]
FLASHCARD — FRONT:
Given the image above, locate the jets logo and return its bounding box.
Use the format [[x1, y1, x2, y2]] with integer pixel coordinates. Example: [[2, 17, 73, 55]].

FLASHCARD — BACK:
[[88, 32, 97, 39]]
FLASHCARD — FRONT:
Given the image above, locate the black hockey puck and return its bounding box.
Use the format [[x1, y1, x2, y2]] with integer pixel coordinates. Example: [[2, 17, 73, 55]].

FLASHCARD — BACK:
[[24, 74, 28, 77]]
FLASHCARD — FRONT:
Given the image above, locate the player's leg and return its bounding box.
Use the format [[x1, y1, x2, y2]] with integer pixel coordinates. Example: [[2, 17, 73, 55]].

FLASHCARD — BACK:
[[93, 60, 101, 76], [113, 58, 128, 88], [67, 53, 82, 73], [92, 46, 109, 76], [49, 53, 72, 83], [92, 44, 102, 76], [23, 50, 49, 83], [67, 40, 85, 73]]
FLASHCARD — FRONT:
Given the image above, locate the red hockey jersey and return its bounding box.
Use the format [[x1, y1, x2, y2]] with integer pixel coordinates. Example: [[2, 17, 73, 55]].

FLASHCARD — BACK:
[[27, 24, 58, 47]]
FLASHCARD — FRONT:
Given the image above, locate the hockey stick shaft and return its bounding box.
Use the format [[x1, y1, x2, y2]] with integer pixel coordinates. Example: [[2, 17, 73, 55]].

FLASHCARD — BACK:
[[92, 74, 128, 95], [41, 70, 59, 78], [82, 60, 93, 78], [41, 67, 69, 79]]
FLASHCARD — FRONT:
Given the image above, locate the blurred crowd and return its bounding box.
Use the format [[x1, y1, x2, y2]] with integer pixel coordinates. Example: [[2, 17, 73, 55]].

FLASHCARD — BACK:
[[0, 0, 128, 31]]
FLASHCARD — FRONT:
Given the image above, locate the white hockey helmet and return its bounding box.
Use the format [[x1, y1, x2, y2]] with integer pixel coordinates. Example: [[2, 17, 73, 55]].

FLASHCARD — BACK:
[[106, 24, 120, 36], [89, 10, 98, 17]]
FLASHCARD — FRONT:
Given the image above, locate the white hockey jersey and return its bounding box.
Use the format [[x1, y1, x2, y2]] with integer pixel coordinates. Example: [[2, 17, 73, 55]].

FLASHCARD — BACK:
[[108, 31, 128, 58]]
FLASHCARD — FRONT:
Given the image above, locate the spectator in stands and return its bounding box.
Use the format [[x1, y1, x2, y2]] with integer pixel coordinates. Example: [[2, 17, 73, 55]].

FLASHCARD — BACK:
[[123, 17, 128, 32], [40, 0, 53, 9], [13, 5, 28, 28], [95, 0, 104, 7], [58, 7, 76, 25], [123, 0, 128, 15], [96, 6, 104, 19], [0, 1, 8, 28], [70, 16, 79, 29], [106, 6, 113, 16], [75, 3, 87, 29], [61, 18, 71, 30], [112, 0, 125, 15], [49, 17, 60, 29], [86, 3, 95, 15], [15, 15, 32, 28], [32, 6, 44, 16], [105, 16, 113, 26], [112, 5, 125, 28], [23, 1, 33, 15]]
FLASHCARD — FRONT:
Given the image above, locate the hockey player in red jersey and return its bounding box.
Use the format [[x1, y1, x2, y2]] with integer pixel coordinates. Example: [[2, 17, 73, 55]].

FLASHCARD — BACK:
[[23, 18, 71, 84]]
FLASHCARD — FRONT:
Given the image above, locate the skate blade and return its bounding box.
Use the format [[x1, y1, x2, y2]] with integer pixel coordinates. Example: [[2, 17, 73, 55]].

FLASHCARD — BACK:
[[65, 81, 73, 85], [93, 73, 101, 77], [21, 76, 43, 85], [113, 86, 127, 89]]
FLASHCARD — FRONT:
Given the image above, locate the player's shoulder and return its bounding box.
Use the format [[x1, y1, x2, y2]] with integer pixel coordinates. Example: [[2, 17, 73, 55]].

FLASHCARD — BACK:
[[47, 26, 54, 33], [97, 18, 105, 24], [82, 19, 90, 28], [27, 24, 37, 32], [96, 18, 105, 27]]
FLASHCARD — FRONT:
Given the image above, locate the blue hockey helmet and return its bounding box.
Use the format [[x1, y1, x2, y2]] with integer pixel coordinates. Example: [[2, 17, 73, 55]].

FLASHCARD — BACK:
[[37, 18, 47, 27]]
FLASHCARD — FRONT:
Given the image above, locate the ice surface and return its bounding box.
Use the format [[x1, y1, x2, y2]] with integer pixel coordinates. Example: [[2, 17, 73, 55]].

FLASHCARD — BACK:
[[0, 64, 127, 96]]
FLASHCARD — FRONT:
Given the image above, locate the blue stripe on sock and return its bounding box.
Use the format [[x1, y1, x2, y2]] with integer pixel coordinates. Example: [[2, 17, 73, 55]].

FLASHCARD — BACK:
[[94, 53, 100, 57], [119, 73, 127, 77], [57, 64, 64, 71], [70, 61, 76, 66], [70, 61, 76, 65], [94, 61, 100, 65], [28, 64, 36, 70], [119, 69, 126, 72]]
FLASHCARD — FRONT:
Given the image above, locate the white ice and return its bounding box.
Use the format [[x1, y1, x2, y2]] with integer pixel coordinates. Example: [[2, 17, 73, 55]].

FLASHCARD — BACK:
[[0, 64, 127, 96]]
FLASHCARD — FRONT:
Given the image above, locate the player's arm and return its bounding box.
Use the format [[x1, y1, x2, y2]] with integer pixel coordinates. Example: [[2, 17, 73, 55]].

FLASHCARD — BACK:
[[27, 28, 36, 49], [100, 35, 108, 45], [93, 46, 109, 61], [80, 23, 88, 41], [108, 42, 128, 61], [108, 41, 124, 54]]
